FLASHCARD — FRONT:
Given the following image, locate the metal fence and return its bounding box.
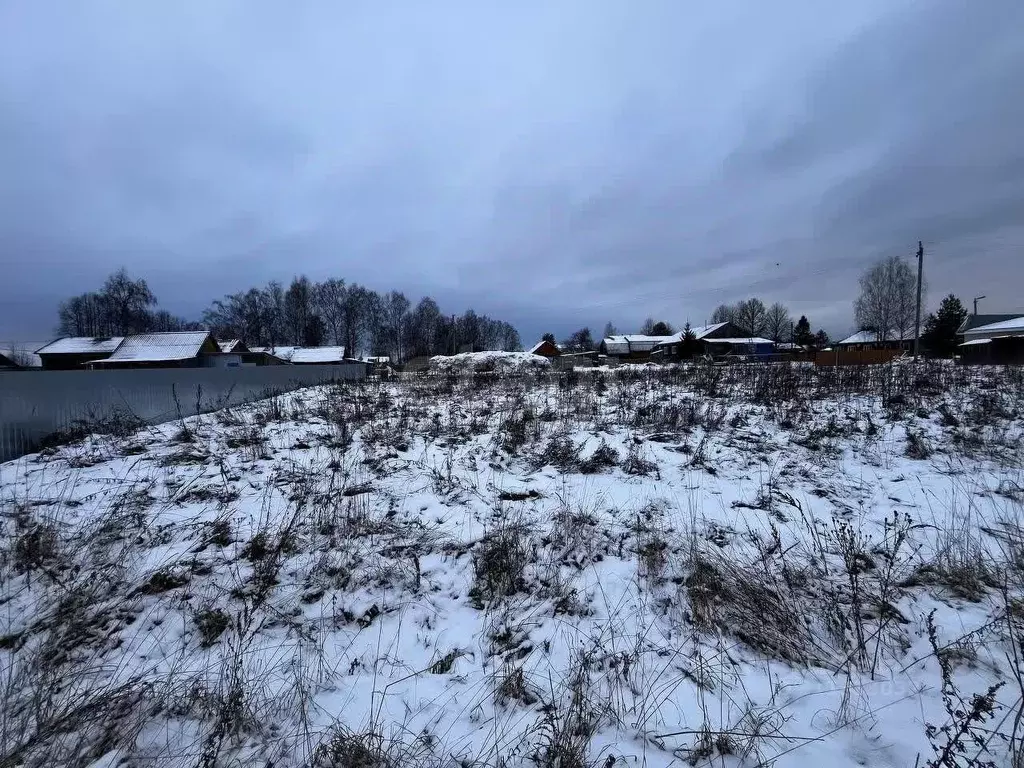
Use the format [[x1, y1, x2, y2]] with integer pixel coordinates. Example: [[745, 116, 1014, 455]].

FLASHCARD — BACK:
[[0, 364, 365, 463]]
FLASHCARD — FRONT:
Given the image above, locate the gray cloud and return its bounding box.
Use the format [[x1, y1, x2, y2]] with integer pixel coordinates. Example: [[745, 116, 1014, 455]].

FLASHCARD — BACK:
[[2, 0, 1022, 343]]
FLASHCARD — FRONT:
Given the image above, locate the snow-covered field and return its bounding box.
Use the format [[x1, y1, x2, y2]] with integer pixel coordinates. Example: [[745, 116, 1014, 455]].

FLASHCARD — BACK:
[[2, 362, 1023, 767]]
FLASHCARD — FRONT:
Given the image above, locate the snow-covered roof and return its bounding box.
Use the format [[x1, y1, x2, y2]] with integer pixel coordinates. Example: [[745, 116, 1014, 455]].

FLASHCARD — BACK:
[[687, 322, 729, 339], [652, 323, 731, 346], [93, 331, 212, 363], [529, 339, 561, 354], [287, 346, 348, 364], [218, 339, 247, 354], [36, 336, 124, 355], [704, 337, 775, 346], [835, 330, 914, 346], [956, 313, 1022, 334], [602, 334, 675, 354], [959, 338, 992, 347], [963, 316, 1024, 337]]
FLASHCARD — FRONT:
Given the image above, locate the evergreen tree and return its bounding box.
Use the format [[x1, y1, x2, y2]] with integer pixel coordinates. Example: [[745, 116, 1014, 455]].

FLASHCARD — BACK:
[[542, 332, 556, 344], [921, 294, 968, 358], [679, 323, 700, 359], [793, 315, 814, 347], [813, 329, 830, 349]]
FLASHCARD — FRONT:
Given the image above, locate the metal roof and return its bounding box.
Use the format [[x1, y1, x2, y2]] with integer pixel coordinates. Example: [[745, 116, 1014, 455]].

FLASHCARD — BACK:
[[704, 337, 775, 345], [94, 331, 212, 363], [835, 330, 914, 346], [959, 338, 992, 346], [963, 316, 1024, 336], [956, 314, 1023, 334], [36, 336, 124, 355], [602, 334, 675, 354], [288, 346, 348, 364], [654, 323, 729, 345]]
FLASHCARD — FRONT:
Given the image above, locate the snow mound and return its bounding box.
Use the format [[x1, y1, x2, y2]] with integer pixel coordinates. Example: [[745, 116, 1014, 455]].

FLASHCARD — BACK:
[[428, 351, 551, 374]]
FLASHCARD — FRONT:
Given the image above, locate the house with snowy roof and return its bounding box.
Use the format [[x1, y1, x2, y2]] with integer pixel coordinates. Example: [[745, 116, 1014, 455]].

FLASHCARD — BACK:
[[958, 314, 1024, 364], [86, 331, 222, 369], [649, 322, 759, 361], [833, 329, 914, 351], [36, 336, 125, 369]]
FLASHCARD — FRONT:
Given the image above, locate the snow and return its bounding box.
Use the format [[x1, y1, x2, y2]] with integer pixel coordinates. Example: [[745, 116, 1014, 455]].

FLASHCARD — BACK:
[[965, 316, 1024, 336], [428, 351, 552, 373], [35, 336, 124, 355], [287, 346, 348, 364], [93, 331, 211, 363], [959, 338, 992, 346], [657, 323, 729, 343], [703, 336, 775, 345], [602, 335, 675, 355], [836, 330, 915, 345], [1, 363, 1022, 767]]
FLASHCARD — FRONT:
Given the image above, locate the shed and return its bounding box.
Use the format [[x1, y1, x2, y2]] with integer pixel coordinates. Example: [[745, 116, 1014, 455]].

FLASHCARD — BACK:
[[529, 339, 561, 358], [600, 334, 674, 361], [834, 330, 914, 350], [36, 337, 125, 369], [89, 331, 220, 369], [703, 337, 775, 359], [958, 315, 1024, 364]]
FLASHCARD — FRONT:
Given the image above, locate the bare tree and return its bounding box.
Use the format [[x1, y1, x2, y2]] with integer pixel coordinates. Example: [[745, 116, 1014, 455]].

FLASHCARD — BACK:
[[341, 284, 375, 357], [57, 293, 107, 336], [602, 321, 618, 338], [764, 302, 792, 342], [407, 297, 443, 357], [854, 255, 918, 341], [100, 269, 157, 335], [378, 290, 411, 362], [284, 276, 316, 345], [315, 279, 347, 345], [710, 304, 736, 324], [734, 298, 768, 336]]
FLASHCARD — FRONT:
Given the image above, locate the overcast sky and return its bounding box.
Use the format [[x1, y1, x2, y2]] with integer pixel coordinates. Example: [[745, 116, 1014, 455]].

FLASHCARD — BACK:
[[2, 1, 1023, 343]]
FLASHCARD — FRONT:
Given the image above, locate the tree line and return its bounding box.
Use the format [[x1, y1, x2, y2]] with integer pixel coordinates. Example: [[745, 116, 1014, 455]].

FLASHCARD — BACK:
[[57, 270, 521, 362]]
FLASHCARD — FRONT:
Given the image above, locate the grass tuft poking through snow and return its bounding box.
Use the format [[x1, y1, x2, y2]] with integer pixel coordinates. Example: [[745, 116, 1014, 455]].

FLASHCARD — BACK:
[[2, 360, 1023, 767]]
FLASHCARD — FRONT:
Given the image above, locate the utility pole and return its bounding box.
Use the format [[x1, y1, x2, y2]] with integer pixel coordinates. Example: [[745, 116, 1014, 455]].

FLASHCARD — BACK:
[[973, 295, 986, 316], [913, 241, 924, 360]]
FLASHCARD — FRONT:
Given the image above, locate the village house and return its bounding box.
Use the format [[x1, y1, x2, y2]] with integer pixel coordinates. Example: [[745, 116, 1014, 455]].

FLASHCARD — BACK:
[[833, 330, 914, 350], [35, 336, 125, 369], [600, 334, 673, 362], [957, 315, 1024, 364], [87, 331, 222, 369], [650, 322, 760, 361]]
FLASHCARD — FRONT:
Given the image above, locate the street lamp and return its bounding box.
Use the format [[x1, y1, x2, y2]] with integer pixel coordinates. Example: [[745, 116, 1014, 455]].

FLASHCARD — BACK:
[[973, 295, 986, 315]]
